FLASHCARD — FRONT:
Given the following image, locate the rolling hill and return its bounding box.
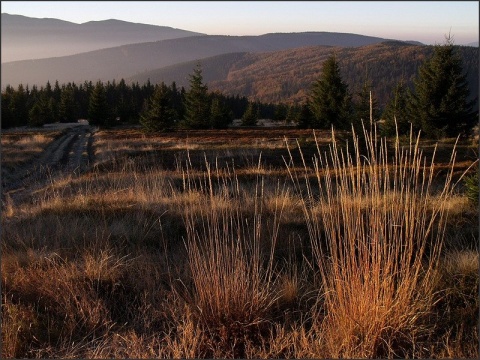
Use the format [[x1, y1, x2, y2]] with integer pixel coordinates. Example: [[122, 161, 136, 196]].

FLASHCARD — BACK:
[[1, 13, 205, 63], [1, 31, 394, 88], [2, 14, 477, 112]]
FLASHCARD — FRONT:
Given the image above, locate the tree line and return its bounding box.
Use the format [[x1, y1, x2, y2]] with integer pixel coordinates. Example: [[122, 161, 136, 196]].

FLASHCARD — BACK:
[[2, 37, 477, 139], [1, 67, 280, 130]]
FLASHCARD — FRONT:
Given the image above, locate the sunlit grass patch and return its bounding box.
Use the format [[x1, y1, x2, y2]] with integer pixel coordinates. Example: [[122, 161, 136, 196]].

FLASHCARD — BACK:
[[286, 125, 473, 358], [1, 131, 61, 170], [1, 125, 477, 358]]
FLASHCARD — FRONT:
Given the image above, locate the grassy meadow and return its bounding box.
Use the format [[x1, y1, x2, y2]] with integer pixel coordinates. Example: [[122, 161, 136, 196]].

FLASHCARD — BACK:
[[1, 125, 478, 358]]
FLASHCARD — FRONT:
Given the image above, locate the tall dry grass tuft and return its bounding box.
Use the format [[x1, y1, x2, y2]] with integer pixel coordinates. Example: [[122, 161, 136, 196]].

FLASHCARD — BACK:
[[286, 124, 467, 358], [174, 154, 287, 358]]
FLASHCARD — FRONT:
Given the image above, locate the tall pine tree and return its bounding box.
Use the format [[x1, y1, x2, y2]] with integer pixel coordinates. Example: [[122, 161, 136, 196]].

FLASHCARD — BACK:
[[28, 100, 47, 127], [88, 81, 110, 126], [140, 83, 177, 132], [1, 86, 15, 129], [59, 84, 77, 123], [354, 78, 379, 130], [209, 94, 233, 129], [11, 84, 29, 127], [296, 103, 313, 129], [408, 35, 477, 138], [183, 63, 211, 129], [286, 104, 300, 125], [308, 54, 353, 130], [381, 79, 411, 136], [241, 102, 259, 126]]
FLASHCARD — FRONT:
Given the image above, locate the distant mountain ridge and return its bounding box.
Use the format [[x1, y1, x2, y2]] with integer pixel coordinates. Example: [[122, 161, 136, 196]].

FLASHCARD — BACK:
[[2, 14, 477, 112], [1, 30, 395, 87], [1, 13, 205, 62]]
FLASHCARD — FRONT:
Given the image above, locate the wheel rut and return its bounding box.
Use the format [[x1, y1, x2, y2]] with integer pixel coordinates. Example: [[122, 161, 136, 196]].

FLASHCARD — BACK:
[[2, 125, 96, 207]]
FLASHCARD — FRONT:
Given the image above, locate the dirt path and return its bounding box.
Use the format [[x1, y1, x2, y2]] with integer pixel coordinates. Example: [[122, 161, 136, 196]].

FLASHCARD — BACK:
[[2, 125, 96, 207]]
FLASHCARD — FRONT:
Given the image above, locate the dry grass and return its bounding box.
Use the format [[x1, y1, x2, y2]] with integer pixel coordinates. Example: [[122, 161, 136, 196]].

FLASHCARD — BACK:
[[430, 247, 479, 358], [1, 125, 477, 358], [176, 160, 284, 357], [286, 125, 477, 358], [1, 131, 61, 170]]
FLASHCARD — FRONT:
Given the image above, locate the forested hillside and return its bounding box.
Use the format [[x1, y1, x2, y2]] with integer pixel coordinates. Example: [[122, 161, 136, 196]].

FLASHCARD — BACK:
[[128, 42, 478, 110]]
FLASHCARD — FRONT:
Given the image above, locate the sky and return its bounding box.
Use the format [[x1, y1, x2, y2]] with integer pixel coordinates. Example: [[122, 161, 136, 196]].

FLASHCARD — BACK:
[[1, 1, 479, 45]]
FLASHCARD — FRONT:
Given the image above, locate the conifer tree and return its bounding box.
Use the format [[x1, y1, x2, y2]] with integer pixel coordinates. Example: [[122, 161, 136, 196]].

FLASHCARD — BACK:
[[354, 79, 379, 129], [88, 81, 110, 126], [11, 84, 29, 127], [1, 86, 15, 129], [53, 80, 62, 103], [286, 104, 300, 125], [381, 79, 411, 136], [48, 97, 59, 123], [308, 54, 353, 129], [28, 100, 47, 127], [296, 103, 314, 128], [273, 103, 288, 121], [408, 35, 477, 138], [59, 84, 77, 123], [210, 95, 233, 129], [241, 102, 259, 126], [140, 83, 177, 132], [183, 63, 210, 129], [170, 81, 185, 121], [115, 78, 133, 123]]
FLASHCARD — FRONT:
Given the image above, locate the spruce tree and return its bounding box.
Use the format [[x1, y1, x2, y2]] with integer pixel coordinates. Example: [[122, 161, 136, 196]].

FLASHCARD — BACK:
[[241, 102, 258, 126], [308, 54, 353, 130], [408, 35, 477, 138], [140, 83, 177, 132], [170, 81, 185, 121], [53, 80, 62, 103], [381, 79, 411, 136], [210, 96, 233, 129], [115, 78, 133, 123], [296, 103, 314, 129], [59, 85, 77, 123], [11, 84, 29, 127], [88, 81, 110, 126], [1, 86, 15, 128], [183, 63, 210, 129], [273, 103, 288, 121], [354, 79, 379, 129], [286, 104, 300, 125], [28, 101, 46, 127]]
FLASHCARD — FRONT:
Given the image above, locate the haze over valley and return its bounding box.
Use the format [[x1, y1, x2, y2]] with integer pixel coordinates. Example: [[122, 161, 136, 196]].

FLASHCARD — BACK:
[[2, 13, 478, 110]]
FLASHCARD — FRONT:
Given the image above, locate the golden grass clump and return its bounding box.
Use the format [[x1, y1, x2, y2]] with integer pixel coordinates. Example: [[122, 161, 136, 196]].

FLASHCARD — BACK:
[[173, 157, 287, 358], [286, 124, 469, 358]]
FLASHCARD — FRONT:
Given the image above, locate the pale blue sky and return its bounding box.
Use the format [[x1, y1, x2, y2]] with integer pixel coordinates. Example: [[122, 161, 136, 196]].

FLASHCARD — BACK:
[[2, 1, 478, 45]]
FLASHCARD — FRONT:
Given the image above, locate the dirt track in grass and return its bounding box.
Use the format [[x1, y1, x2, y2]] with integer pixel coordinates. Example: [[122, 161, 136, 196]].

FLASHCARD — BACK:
[[2, 124, 95, 207]]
